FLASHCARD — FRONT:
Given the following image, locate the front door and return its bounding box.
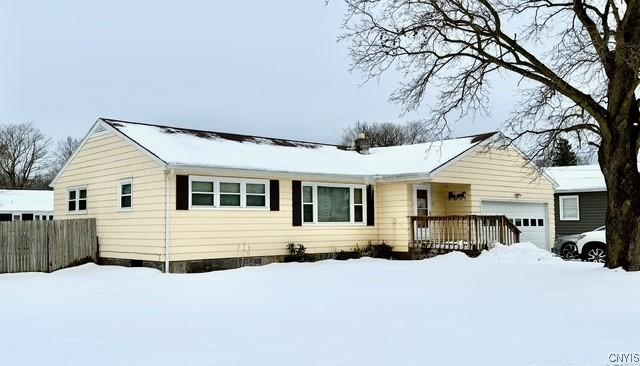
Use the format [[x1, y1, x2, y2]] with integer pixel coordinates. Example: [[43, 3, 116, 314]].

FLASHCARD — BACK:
[[416, 189, 430, 216], [414, 185, 431, 239]]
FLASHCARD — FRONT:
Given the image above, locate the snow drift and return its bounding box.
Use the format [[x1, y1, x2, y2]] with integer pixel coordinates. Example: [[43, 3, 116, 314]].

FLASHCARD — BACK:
[[0, 243, 638, 366]]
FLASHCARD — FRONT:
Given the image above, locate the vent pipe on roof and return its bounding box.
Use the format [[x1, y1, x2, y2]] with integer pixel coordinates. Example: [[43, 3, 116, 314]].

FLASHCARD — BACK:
[[355, 133, 370, 155]]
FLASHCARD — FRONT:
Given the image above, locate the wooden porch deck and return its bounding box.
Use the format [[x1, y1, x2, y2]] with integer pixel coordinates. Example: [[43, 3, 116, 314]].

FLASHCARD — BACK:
[[410, 215, 521, 252]]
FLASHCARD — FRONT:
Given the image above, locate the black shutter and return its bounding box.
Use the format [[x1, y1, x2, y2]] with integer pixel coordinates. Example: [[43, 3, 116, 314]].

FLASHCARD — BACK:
[[292, 180, 302, 226], [270, 180, 280, 211], [366, 185, 375, 226], [176, 175, 189, 210]]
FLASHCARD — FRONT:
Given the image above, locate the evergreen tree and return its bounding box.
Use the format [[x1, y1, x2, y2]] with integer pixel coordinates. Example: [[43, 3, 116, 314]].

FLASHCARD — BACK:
[[549, 138, 578, 167]]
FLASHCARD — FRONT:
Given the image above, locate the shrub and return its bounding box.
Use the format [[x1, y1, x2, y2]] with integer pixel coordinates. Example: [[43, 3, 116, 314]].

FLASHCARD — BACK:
[[335, 248, 362, 260], [285, 243, 305, 262], [284, 243, 318, 262], [335, 243, 394, 260], [363, 243, 394, 259]]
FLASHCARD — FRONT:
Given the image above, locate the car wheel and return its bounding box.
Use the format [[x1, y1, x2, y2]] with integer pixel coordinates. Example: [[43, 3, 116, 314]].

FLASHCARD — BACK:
[[584, 244, 607, 263], [560, 243, 578, 259]]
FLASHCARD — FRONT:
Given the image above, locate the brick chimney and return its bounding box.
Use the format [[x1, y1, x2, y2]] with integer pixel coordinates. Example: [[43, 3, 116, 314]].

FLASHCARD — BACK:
[[355, 132, 370, 155]]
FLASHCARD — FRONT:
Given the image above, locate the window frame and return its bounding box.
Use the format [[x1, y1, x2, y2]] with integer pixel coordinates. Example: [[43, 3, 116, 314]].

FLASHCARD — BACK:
[[118, 179, 133, 211], [67, 187, 88, 214], [188, 176, 270, 210], [301, 182, 367, 226], [559, 195, 580, 221]]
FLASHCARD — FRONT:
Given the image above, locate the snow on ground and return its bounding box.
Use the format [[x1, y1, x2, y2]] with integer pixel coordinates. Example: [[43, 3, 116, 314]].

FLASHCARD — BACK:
[[1, 243, 639, 366]]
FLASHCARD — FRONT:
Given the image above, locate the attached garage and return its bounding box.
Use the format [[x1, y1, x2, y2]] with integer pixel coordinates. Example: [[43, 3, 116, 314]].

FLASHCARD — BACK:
[[481, 201, 549, 250]]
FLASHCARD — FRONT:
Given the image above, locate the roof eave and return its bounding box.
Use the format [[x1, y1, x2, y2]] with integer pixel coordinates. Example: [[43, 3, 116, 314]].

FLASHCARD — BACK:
[[166, 163, 433, 183], [166, 163, 374, 183], [554, 188, 607, 194]]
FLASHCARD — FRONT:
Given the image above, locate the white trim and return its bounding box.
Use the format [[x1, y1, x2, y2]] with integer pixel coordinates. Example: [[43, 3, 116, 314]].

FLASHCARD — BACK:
[[164, 169, 172, 273], [91, 124, 110, 137], [412, 184, 432, 216], [171, 164, 370, 183], [67, 186, 88, 215], [301, 182, 367, 226], [188, 175, 270, 210], [101, 119, 168, 167], [50, 119, 168, 187], [559, 195, 580, 221], [555, 188, 606, 194], [118, 179, 133, 211]]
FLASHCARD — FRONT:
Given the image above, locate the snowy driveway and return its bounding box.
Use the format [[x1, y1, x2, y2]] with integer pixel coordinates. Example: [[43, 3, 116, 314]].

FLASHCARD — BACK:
[[0, 244, 638, 366]]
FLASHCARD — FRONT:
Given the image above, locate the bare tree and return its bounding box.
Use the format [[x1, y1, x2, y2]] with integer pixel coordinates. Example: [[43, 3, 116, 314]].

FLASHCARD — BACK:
[[341, 120, 433, 146], [342, 0, 640, 270], [0, 123, 51, 188], [52, 136, 81, 172]]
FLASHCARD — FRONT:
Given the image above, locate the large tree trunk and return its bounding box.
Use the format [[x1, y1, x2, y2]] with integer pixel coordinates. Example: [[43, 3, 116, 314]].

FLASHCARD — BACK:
[[600, 114, 640, 270]]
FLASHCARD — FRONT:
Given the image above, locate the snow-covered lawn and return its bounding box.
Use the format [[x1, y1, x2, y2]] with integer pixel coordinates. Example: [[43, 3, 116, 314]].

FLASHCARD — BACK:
[[1, 243, 638, 366]]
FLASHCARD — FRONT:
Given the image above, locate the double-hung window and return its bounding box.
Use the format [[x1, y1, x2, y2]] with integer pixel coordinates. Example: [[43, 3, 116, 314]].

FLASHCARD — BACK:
[[246, 183, 267, 207], [191, 178, 215, 207], [559, 195, 580, 221], [189, 176, 269, 209], [301, 183, 366, 224], [68, 187, 87, 213], [303, 186, 314, 223], [220, 182, 241, 207], [119, 180, 133, 210]]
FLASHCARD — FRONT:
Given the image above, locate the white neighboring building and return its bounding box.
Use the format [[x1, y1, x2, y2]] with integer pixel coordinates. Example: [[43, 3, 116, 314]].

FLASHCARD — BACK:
[[0, 189, 54, 221]]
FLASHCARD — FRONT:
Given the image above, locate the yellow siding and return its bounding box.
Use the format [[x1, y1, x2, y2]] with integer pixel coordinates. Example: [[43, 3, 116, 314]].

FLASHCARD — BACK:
[[431, 183, 472, 215], [375, 182, 412, 251], [53, 131, 168, 261], [54, 133, 555, 263], [431, 146, 556, 245], [169, 176, 379, 261]]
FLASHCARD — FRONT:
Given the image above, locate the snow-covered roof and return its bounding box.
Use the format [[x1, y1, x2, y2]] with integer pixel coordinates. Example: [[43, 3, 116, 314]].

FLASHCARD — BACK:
[[0, 189, 54, 212], [103, 119, 498, 178], [545, 165, 606, 193]]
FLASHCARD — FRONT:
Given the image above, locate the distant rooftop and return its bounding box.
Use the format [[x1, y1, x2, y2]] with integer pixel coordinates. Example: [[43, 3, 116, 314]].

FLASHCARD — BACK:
[[0, 189, 54, 212], [545, 165, 606, 193], [102, 118, 498, 177]]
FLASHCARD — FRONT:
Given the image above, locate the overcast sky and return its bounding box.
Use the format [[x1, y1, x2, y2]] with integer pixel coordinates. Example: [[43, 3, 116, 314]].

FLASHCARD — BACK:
[[1, 0, 518, 144]]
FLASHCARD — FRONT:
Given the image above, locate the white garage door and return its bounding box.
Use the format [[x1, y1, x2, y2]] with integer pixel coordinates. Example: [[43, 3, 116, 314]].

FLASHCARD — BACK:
[[481, 201, 549, 250]]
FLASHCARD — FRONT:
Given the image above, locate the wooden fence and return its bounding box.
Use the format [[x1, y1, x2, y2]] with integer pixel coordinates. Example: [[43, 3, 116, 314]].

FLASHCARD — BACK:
[[0, 219, 98, 274]]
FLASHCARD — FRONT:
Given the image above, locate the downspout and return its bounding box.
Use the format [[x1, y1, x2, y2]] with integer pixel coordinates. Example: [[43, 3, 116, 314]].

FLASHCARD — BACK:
[[164, 168, 173, 273]]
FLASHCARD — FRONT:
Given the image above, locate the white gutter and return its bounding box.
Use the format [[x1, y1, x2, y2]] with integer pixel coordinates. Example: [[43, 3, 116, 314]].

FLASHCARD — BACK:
[[164, 168, 173, 273], [166, 163, 432, 184], [554, 188, 607, 194]]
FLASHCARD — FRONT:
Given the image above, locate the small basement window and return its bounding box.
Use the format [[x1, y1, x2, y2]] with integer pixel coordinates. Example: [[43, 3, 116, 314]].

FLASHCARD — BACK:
[[559, 195, 580, 221], [119, 180, 133, 209], [68, 187, 87, 213]]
